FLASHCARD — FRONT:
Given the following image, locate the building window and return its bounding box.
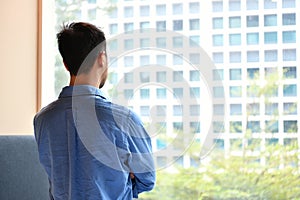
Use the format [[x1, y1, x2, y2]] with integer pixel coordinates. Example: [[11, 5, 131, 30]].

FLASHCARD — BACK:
[[157, 71, 166, 82], [212, 1, 223, 12], [283, 67, 296, 79], [140, 38, 150, 48], [173, 54, 183, 65], [108, 39, 118, 51], [283, 120, 298, 133], [173, 88, 183, 99], [189, 2, 200, 14], [173, 71, 183, 82], [247, 0, 258, 10], [264, 0, 277, 9], [140, 88, 150, 99], [156, 37, 166, 48], [230, 104, 242, 115], [156, 139, 167, 150], [173, 105, 183, 116], [140, 5, 150, 17], [190, 122, 200, 133], [124, 39, 134, 50], [124, 56, 133, 67], [173, 20, 183, 31], [230, 69, 241, 80], [190, 105, 200, 116], [109, 57, 117, 68], [109, 73, 118, 84], [229, 52, 241, 63], [172, 3, 183, 15], [247, 103, 260, 116], [214, 139, 225, 149], [283, 49, 296, 61], [230, 121, 242, 133], [109, 24, 118, 34], [213, 104, 224, 116], [230, 86, 242, 97], [283, 102, 297, 115], [124, 6, 134, 18], [124, 23, 134, 33], [247, 51, 259, 62], [213, 52, 224, 64], [140, 21, 150, 32], [265, 103, 278, 115], [283, 84, 297, 97], [247, 33, 259, 45], [190, 70, 200, 81], [156, 105, 166, 116], [247, 121, 261, 133], [189, 36, 200, 47], [140, 106, 150, 116], [213, 17, 223, 29], [88, 8, 96, 20], [213, 86, 224, 98], [190, 87, 200, 98], [229, 16, 241, 28], [282, 13, 296, 25], [189, 19, 200, 30], [213, 69, 224, 80], [264, 14, 277, 26], [247, 85, 260, 97], [213, 34, 223, 46], [140, 55, 150, 66], [156, 21, 166, 32], [157, 88, 167, 99], [173, 36, 183, 48], [124, 89, 133, 100], [247, 68, 259, 79], [109, 8, 118, 18], [264, 32, 277, 44], [189, 53, 200, 65], [140, 72, 150, 83], [282, 0, 295, 8], [124, 72, 133, 83], [264, 50, 277, 62], [282, 31, 296, 43], [173, 122, 183, 131], [156, 4, 166, 16], [247, 15, 259, 27], [156, 55, 166, 66], [229, 0, 241, 11]]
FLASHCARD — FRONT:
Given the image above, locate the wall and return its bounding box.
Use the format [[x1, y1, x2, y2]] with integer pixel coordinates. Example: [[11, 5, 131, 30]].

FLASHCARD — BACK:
[[0, 0, 38, 134]]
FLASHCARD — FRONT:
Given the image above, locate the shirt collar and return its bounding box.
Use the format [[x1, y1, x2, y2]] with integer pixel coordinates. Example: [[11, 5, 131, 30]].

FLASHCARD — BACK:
[[59, 85, 107, 99]]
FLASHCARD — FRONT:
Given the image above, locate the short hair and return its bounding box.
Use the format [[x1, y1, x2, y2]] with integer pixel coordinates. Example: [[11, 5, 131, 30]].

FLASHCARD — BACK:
[[57, 22, 106, 75]]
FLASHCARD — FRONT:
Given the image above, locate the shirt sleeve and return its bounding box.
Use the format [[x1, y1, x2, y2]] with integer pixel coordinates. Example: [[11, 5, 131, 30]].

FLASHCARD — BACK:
[[126, 110, 156, 198]]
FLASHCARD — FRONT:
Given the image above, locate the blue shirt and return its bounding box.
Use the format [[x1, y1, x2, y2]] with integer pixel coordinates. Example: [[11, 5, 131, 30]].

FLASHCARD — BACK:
[[34, 85, 155, 200]]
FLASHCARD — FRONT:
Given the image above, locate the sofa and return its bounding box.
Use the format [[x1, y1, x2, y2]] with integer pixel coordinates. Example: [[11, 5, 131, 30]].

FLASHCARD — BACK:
[[0, 135, 49, 200]]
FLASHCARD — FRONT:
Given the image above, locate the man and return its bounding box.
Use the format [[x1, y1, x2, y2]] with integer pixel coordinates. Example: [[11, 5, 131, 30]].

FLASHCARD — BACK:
[[34, 22, 155, 200]]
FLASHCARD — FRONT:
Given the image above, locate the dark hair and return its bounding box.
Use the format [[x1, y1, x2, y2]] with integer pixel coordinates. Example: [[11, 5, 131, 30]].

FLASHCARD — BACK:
[[57, 22, 106, 75]]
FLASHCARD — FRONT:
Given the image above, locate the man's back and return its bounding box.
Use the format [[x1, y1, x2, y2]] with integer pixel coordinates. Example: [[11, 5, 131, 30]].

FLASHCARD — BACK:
[[34, 85, 155, 200]]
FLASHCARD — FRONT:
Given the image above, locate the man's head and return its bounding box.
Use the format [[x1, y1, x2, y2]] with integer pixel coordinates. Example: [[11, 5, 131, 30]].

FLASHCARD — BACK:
[[57, 22, 107, 88]]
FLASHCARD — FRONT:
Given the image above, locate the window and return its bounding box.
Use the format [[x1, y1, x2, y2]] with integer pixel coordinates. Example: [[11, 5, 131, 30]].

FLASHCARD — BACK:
[[213, 69, 224, 80], [247, 85, 260, 97], [157, 88, 167, 99], [230, 121, 242, 133], [189, 2, 200, 14], [282, 13, 296, 25], [140, 22, 150, 32], [247, 121, 261, 133], [213, 17, 223, 29], [212, 1, 223, 12], [173, 71, 183, 82], [109, 73, 118, 84], [173, 36, 183, 48], [247, 0, 258, 10], [156, 21, 166, 32], [230, 69, 241, 80], [140, 88, 150, 99], [172, 3, 183, 15], [284, 120, 298, 133], [247, 103, 260, 115], [230, 104, 242, 115], [88, 8, 96, 20], [247, 51, 259, 62], [264, 14, 277, 26], [247, 33, 259, 45], [173, 20, 183, 31], [109, 8, 118, 18], [264, 32, 277, 44], [156, 55, 166, 66], [140, 106, 150, 116], [229, 52, 241, 63], [213, 52, 224, 64], [282, 0, 295, 8], [283, 49, 296, 61], [283, 67, 296, 79], [230, 86, 242, 97], [282, 31, 296, 43], [229, 0, 241, 11], [189, 36, 200, 47], [108, 39, 118, 51], [109, 24, 118, 34], [173, 105, 183, 116], [124, 6, 134, 18], [156, 37, 166, 48], [190, 122, 200, 133], [173, 122, 183, 131], [124, 23, 134, 33], [140, 38, 150, 48], [157, 71, 166, 82], [173, 54, 183, 65], [214, 139, 225, 149], [189, 19, 200, 30], [156, 4, 166, 16], [283, 102, 297, 115], [189, 53, 200, 65], [264, 0, 277, 9], [283, 84, 297, 97], [124, 72, 133, 83], [247, 68, 259, 79], [140, 55, 150, 66], [229, 16, 241, 28], [140, 72, 150, 83], [264, 50, 277, 62], [190, 70, 200, 81], [213, 121, 225, 133], [247, 15, 259, 27], [173, 88, 183, 99], [190, 105, 200, 116], [140, 5, 150, 17], [124, 56, 133, 67], [124, 39, 134, 50], [265, 103, 278, 115], [213, 104, 224, 115], [190, 87, 200, 98], [213, 86, 224, 98], [156, 105, 166, 116], [124, 89, 133, 100], [213, 34, 223, 46]]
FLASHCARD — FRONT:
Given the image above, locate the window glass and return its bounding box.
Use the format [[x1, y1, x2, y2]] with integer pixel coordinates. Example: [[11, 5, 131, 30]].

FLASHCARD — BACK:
[[213, 17, 223, 29]]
